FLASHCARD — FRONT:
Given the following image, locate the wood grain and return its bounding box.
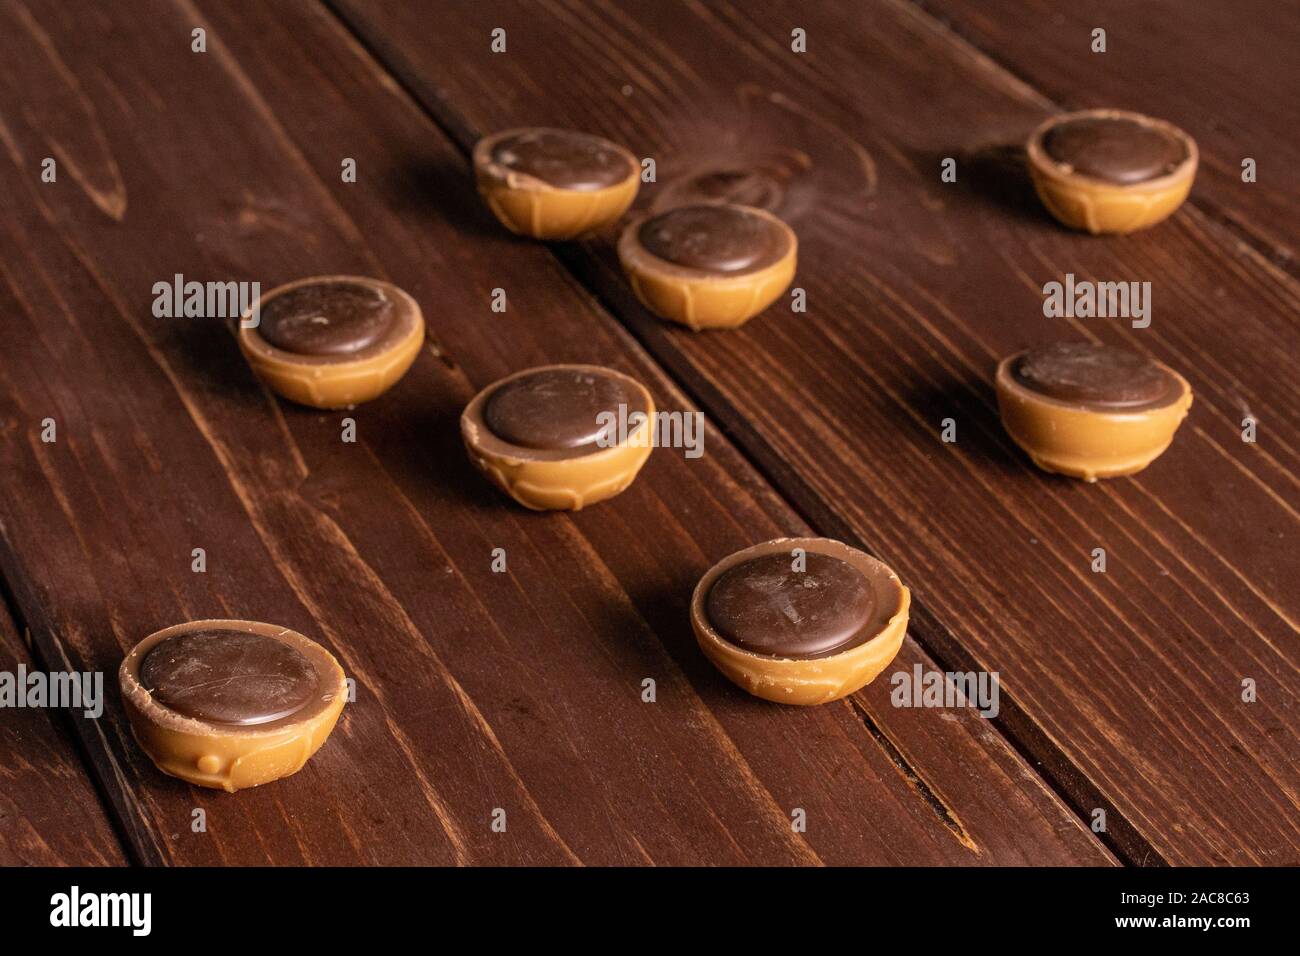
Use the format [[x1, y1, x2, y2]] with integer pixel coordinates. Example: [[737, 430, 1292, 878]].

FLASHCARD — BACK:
[[0, 594, 126, 865], [0, 0, 1108, 864], [332, 0, 1300, 865], [914, 0, 1300, 273]]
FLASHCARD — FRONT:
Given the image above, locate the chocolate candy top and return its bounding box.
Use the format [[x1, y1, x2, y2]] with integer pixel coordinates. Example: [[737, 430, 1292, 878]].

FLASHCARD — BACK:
[[1013, 342, 1179, 408], [639, 204, 787, 274], [1043, 116, 1187, 185], [490, 129, 633, 191], [259, 280, 396, 356], [483, 367, 647, 451], [140, 629, 318, 726], [705, 551, 874, 658]]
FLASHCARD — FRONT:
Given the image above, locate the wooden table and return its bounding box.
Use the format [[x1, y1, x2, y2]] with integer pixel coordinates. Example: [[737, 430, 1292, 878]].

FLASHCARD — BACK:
[[1, 0, 1294, 867]]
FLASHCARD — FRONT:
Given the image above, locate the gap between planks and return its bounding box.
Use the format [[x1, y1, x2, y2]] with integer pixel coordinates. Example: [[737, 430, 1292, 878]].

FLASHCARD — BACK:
[[0, 535, 141, 865]]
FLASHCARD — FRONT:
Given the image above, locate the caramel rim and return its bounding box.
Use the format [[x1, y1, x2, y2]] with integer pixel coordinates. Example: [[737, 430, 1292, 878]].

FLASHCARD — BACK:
[[462, 364, 655, 465], [120, 619, 346, 738], [691, 537, 907, 663], [618, 203, 798, 282], [1027, 108, 1198, 191], [996, 351, 1191, 415], [473, 128, 640, 194], [237, 275, 423, 368]]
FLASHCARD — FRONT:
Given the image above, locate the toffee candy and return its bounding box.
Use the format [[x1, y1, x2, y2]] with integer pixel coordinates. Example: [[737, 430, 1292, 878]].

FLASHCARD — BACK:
[[691, 538, 910, 705], [238, 276, 424, 409], [1027, 109, 1197, 234], [618, 203, 797, 331], [461, 364, 655, 510], [120, 620, 347, 792], [474, 127, 640, 239], [996, 341, 1193, 481]]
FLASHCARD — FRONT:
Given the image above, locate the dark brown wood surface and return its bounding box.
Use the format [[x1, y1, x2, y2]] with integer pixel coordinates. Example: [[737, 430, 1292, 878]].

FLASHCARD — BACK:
[[332, 0, 1300, 866], [0, 597, 125, 865], [0, 0, 1112, 865], [915, 0, 1300, 273]]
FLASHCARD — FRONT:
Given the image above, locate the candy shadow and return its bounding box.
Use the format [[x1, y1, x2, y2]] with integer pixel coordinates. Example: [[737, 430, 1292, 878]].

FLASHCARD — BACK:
[[901, 370, 1031, 478], [384, 155, 509, 241], [613, 573, 749, 699], [933, 143, 1054, 226], [369, 399, 509, 512]]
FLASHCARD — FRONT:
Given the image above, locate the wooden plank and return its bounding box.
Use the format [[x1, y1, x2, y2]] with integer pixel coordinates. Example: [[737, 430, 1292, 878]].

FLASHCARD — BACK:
[[0, 596, 127, 865], [914, 0, 1300, 273], [0, 0, 1108, 864], [332, 0, 1300, 865]]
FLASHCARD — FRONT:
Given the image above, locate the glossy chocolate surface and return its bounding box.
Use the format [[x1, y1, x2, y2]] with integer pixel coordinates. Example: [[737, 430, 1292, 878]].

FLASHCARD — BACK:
[[490, 129, 632, 191], [140, 629, 318, 726], [639, 204, 787, 273], [259, 281, 396, 356], [1043, 116, 1186, 185], [483, 367, 646, 451], [1014, 342, 1179, 408], [706, 552, 874, 658]]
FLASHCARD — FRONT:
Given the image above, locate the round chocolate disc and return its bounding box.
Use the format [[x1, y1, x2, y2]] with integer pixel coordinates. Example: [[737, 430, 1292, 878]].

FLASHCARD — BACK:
[[638, 204, 787, 273], [1042, 116, 1186, 185], [259, 280, 395, 356], [1014, 342, 1176, 408], [491, 129, 632, 191], [706, 551, 874, 658], [483, 368, 644, 451], [140, 629, 318, 726]]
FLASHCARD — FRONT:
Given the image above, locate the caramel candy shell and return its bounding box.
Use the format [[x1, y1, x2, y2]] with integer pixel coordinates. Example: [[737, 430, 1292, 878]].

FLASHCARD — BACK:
[[239, 326, 422, 409], [479, 174, 639, 240], [465, 435, 653, 511], [120, 620, 347, 792], [996, 355, 1193, 481], [1026, 110, 1198, 235], [691, 538, 910, 706], [238, 277, 424, 409], [461, 370, 655, 511], [618, 211, 797, 331], [473, 132, 639, 240]]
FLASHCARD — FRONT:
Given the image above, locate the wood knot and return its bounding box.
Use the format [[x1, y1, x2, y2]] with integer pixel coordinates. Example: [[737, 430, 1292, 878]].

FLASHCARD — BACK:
[[652, 151, 812, 218]]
